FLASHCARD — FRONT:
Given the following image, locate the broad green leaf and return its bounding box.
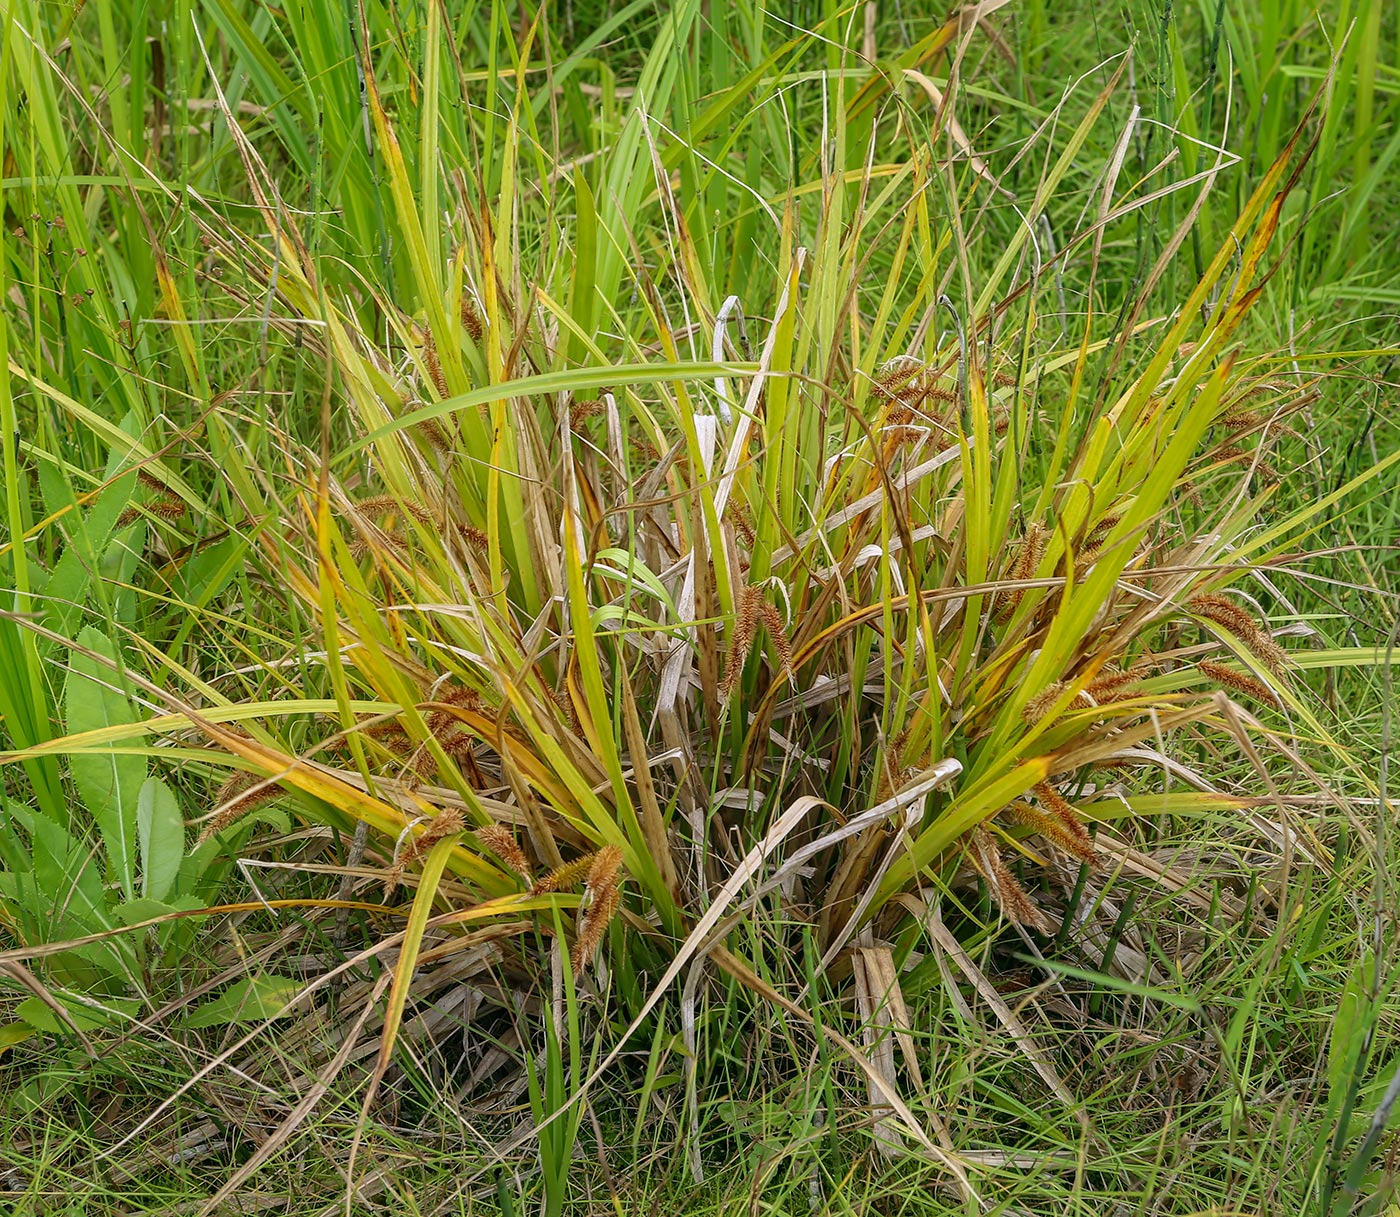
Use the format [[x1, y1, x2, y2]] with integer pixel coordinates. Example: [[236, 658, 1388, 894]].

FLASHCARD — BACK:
[[16, 994, 140, 1035], [0, 1024, 37, 1055], [64, 626, 146, 901], [136, 778, 184, 903], [113, 895, 205, 927], [1329, 953, 1374, 1103], [184, 975, 305, 1029]]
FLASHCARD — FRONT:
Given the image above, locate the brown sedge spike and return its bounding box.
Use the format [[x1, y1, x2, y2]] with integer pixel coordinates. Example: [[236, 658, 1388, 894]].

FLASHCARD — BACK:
[[1187, 594, 1288, 675], [384, 807, 466, 894], [994, 522, 1047, 623], [200, 771, 285, 843], [532, 853, 596, 895], [460, 294, 484, 342], [422, 328, 449, 398], [476, 823, 532, 884], [721, 585, 763, 697], [1022, 680, 1071, 724], [569, 398, 604, 429], [1198, 660, 1278, 705], [572, 844, 624, 971], [1030, 783, 1098, 865], [969, 827, 1052, 933], [354, 495, 437, 527]]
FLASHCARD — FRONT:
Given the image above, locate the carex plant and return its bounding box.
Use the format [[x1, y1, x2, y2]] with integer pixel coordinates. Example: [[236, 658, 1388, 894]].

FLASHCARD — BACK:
[[2, 0, 1396, 1191]]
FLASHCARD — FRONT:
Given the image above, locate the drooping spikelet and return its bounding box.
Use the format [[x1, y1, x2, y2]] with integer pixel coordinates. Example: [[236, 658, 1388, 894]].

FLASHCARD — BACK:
[[993, 522, 1047, 623], [425, 683, 483, 760], [460, 294, 484, 342], [721, 585, 794, 696], [1212, 442, 1280, 485], [1082, 664, 1152, 705], [1078, 514, 1123, 565], [146, 493, 187, 522], [531, 854, 596, 895], [729, 499, 757, 547], [383, 807, 466, 894], [1198, 660, 1278, 705], [1187, 594, 1288, 675], [417, 416, 453, 454], [756, 601, 795, 681], [421, 328, 449, 398], [354, 495, 436, 527], [476, 823, 532, 884], [199, 771, 285, 843], [572, 844, 624, 971], [460, 523, 490, 553], [1030, 783, 1098, 865], [569, 397, 604, 429], [721, 585, 761, 697], [1022, 680, 1071, 724], [968, 827, 1052, 933], [1003, 801, 1093, 864], [362, 721, 436, 782]]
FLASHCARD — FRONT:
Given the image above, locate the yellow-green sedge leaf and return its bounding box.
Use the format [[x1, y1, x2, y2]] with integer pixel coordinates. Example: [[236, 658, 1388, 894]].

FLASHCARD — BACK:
[[374, 832, 463, 1077]]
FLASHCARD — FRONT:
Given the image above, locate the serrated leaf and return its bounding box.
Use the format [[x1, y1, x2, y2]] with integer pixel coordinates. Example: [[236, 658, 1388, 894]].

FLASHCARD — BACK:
[[136, 778, 184, 903], [65, 627, 146, 901], [184, 975, 304, 1029]]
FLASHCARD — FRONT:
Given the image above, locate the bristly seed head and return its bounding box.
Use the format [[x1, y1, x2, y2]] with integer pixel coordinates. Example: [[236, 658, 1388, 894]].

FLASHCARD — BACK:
[[569, 398, 604, 429], [1187, 594, 1288, 675], [1030, 782, 1098, 865], [200, 771, 285, 843], [477, 823, 532, 884], [969, 827, 1052, 933], [1198, 660, 1278, 705], [993, 522, 1047, 623], [354, 495, 436, 527], [460, 295, 484, 342], [572, 844, 624, 971], [383, 807, 466, 894], [422, 328, 449, 399], [721, 585, 794, 696]]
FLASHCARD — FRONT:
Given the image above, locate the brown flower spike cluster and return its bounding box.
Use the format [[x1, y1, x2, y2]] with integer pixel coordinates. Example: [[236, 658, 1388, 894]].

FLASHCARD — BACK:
[[721, 585, 795, 697], [476, 825, 625, 971]]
